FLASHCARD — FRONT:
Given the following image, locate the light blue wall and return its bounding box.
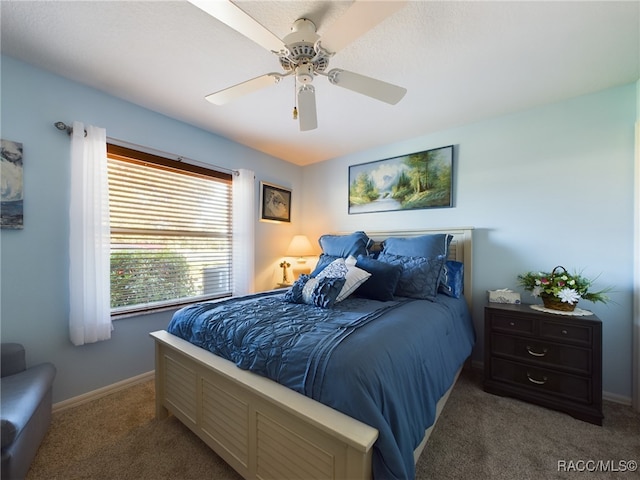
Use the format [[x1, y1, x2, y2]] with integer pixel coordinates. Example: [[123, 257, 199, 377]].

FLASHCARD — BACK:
[[0, 56, 304, 402], [1, 54, 636, 403], [302, 84, 637, 400]]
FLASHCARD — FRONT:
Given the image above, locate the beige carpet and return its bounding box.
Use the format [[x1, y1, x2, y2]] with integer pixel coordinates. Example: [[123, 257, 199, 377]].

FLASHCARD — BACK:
[[27, 369, 639, 479]]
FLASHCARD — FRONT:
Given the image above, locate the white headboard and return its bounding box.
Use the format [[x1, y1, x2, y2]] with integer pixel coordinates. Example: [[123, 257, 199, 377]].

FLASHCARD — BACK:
[[338, 227, 474, 308]]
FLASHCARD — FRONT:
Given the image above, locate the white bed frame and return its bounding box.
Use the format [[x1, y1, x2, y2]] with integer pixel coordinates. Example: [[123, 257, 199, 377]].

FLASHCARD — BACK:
[[151, 227, 473, 480]]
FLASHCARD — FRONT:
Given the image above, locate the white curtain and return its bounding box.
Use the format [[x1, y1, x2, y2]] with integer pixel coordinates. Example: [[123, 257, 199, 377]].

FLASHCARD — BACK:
[[232, 169, 255, 296], [69, 122, 112, 346]]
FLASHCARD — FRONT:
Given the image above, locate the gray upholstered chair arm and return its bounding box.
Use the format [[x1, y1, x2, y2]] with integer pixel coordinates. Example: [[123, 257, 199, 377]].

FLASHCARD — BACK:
[[1, 343, 27, 378]]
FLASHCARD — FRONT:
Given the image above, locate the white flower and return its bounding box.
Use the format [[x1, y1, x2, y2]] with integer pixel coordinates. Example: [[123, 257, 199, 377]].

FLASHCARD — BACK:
[[532, 285, 543, 297], [558, 288, 581, 304], [534, 279, 541, 286]]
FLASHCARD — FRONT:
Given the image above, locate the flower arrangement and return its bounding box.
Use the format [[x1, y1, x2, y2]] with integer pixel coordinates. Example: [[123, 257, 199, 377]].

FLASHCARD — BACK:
[[517, 266, 610, 311]]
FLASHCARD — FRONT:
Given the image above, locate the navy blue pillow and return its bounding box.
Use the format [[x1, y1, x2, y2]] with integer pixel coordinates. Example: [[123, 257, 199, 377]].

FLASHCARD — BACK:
[[382, 234, 452, 258], [284, 274, 346, 309], [318, 231, 372, 258], [377, 253, 446, 301], [354, 255, 403, 301], [439, 260, 464, 298]]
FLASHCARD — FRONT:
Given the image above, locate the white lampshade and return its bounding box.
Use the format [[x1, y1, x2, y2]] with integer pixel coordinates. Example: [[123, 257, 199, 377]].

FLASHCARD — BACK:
[[285, 235, 315, 281], [286, 235, 314, 258]]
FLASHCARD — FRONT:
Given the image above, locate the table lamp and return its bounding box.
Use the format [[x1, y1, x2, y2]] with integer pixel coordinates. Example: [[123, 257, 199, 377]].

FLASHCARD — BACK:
[[285, 234, 315, 281]]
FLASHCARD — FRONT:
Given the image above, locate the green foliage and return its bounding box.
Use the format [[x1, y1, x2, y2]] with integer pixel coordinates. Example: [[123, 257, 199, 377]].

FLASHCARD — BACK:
[[393, 151, 452, 207], [349, 172, 379, 205], [401, 189, 451, 209], [110, 250, 195, 308], [517, 267, 611, 305], [391, 171, 412, 201]]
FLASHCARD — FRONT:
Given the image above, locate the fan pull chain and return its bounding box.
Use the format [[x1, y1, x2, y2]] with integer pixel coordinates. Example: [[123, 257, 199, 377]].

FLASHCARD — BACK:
[[292, 80, 298, 120]]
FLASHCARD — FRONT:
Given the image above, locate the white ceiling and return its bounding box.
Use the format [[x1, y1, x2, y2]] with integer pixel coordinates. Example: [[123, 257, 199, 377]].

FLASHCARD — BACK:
[[1, 1, 638, 166]]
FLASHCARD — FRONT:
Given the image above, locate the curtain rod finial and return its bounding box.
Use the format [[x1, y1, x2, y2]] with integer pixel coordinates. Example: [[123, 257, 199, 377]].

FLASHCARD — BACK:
[[55, 121, 69, 132], [55, 121, 87, 137]]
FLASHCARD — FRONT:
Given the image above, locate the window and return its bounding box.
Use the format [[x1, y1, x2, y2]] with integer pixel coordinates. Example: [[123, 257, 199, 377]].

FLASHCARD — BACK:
[[107, 144, 233, 315]]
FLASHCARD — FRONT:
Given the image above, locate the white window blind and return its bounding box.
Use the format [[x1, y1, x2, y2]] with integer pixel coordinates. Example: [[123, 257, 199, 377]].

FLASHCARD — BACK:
[[107, 144, 232, 315]]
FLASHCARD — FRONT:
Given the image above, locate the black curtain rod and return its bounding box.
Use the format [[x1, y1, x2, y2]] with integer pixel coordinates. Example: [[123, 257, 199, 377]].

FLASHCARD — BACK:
[[54, 121, 238, 176], [54, 121, 87, 137]]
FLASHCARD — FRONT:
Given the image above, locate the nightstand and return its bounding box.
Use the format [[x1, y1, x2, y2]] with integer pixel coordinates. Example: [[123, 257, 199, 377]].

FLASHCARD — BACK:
[[484, 303, 603, 425]]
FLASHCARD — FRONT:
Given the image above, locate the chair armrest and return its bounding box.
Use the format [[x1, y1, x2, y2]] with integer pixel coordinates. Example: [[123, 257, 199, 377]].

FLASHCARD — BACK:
[[1, 343, 26, 377]]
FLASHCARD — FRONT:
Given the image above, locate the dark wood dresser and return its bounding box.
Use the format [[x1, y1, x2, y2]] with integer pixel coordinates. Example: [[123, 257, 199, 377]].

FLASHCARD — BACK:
[[484, 303, 603, 425]]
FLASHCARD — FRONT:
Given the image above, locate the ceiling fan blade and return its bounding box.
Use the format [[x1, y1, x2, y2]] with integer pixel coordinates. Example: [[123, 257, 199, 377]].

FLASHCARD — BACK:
[[297, 85, 318, 131], [188, 0, 286, 54], [205, 73, 285, 105], [327, 69, 406, 105], [319, 1, 407, 54]]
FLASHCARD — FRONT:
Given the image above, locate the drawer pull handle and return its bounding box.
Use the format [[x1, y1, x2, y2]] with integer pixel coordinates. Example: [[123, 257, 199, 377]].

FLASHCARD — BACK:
[[509, 322, 515, 326], [527, 372, 548, 385], [561, 329, 568, 335], [526, 346, 548, 357]]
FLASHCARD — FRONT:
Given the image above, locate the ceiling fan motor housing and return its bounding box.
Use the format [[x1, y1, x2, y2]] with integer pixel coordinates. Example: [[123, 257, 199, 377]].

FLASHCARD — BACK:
[[279, 18, 329, 79]]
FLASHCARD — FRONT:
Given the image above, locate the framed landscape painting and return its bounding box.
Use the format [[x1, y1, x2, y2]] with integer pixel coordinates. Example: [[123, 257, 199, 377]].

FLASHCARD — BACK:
[[348, 145, 453, 214], [1, 139, 24, 229]]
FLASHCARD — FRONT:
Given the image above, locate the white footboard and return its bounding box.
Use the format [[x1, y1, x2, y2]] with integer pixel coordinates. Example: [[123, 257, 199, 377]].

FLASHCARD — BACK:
[[151, 330, 379, 480]]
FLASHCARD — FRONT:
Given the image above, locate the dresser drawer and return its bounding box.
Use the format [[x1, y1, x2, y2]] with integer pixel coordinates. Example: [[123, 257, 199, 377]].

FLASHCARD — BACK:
[[491, 333, 591, 374], [484, 304, 602, 425], [539, 320, 592, 346], [490, 358, 592, 404], [490, 312, 535, 336]]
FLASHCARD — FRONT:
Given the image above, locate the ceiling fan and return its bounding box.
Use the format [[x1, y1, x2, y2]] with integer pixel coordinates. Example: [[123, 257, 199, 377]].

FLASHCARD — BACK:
[[188, 0, 408, 131]]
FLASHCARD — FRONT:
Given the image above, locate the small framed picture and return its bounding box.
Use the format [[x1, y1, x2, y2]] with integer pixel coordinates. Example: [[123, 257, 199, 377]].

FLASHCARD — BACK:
[[260, 182, 291, 222]]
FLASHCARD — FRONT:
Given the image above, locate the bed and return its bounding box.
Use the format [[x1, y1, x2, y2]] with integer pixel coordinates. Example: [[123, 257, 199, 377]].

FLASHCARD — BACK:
[[150, 227, 474, 480]]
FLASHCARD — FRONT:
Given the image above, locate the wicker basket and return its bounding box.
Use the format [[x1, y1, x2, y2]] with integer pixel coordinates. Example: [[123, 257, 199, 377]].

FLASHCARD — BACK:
[[541, 293, 576, 312], [540, 266, 577, 311]]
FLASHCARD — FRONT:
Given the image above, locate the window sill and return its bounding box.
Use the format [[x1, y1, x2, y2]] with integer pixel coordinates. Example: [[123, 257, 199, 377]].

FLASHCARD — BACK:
[[111, 294, 232, 320]]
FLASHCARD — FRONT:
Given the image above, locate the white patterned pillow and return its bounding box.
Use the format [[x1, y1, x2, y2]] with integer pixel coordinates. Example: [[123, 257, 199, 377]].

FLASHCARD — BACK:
[[316, 257, 349, 278], [316, 257, 371, 302]]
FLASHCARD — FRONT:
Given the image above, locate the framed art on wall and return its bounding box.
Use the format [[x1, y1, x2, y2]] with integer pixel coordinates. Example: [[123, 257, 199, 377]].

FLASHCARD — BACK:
[[260, 181, 291, 222], [1, 138, 24, 229], [348, 145, 454, 214]]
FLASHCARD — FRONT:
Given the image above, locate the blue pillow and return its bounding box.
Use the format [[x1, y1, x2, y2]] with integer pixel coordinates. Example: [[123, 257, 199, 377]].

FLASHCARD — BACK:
[[382, 234, 452, 258], [310, 253, 340, 277], [439, 260, 464, 298], [318, 231, 372, 258], [377, 253, 446, 301], [354, 255, 403, 301], [284, 274, 346, 309]]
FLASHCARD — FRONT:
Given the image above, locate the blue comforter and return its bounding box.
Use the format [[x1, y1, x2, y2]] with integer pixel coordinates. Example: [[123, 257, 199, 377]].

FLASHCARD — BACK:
[[168, 292, 475, 479]]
